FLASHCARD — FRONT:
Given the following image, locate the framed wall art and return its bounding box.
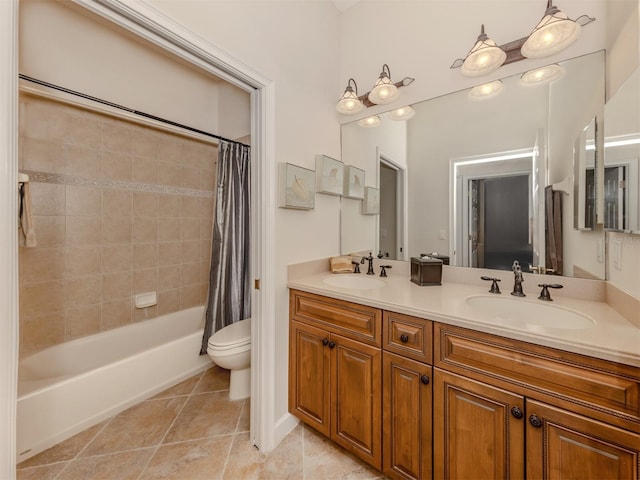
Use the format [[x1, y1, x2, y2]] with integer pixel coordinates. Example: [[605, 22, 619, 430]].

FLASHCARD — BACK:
[[362, 186, 380, 215], [315, 154, 344, 196], [343, 165, 365, 199], [279, 163, 315, 210]]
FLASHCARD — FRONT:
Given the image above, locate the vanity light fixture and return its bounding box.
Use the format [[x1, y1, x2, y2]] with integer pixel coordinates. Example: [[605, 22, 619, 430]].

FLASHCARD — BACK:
[[337, 65, 415, 115], [388, 105, 416, 121], [468, 80, 504, 100], [520, 64, 565, 86], [358, 115, 382, 128], [451, 1, 594, 77], [521, 1, 595, 59]]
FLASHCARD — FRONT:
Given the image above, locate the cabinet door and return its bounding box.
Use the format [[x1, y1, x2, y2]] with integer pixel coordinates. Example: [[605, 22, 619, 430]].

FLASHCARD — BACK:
[[434, 368, 525, 480], [526, 399, 640, 480], [289, 320, 331, 436], [331, 333, 382, 470], [383, 351, 432, 480]]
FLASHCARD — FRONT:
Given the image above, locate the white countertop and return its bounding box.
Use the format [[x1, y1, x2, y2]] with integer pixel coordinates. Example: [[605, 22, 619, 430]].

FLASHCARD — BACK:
[[288, 262, 640, 368]]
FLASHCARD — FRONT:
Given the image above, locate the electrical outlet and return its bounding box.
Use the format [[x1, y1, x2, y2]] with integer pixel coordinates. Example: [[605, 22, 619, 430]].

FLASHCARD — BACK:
[[439, 229, 446, 240]]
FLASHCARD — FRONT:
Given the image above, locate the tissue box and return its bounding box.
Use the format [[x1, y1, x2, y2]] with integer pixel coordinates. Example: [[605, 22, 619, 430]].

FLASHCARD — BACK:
[[410, 256, 443, 286]]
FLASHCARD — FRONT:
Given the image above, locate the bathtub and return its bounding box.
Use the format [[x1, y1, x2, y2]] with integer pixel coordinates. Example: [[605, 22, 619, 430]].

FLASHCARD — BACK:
[[17, 306, 212, 463]]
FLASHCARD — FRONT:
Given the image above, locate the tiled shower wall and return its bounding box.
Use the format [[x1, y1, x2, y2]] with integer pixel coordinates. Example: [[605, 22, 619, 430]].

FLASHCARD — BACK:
[[18, 93, 217, 357]]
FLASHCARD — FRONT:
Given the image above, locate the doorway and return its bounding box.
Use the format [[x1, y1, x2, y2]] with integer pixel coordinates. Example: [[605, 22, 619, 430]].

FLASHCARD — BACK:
[[378, 152, 407, 261]]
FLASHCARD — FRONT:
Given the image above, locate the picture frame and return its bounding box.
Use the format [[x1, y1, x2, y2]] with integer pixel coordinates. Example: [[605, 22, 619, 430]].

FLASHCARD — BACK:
[[315, 155, 344, 196], [343, 165, 365, 199], [279, 163, 315, 210], [362, 186, 380, 215]]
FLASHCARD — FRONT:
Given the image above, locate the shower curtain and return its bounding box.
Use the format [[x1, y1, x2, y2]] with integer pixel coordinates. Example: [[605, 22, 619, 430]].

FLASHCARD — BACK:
[[200, 141, 251, 355], [545, 186, 563, 275]]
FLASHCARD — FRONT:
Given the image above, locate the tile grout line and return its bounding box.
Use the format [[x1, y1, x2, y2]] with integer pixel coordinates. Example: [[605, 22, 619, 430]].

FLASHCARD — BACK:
[[302, 424, 306, 480], [218, 430, 237, 480]]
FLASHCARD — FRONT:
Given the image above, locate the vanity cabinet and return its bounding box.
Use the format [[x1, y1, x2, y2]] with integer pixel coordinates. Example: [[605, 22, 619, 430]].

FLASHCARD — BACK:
[[289, 290, 382, 469]]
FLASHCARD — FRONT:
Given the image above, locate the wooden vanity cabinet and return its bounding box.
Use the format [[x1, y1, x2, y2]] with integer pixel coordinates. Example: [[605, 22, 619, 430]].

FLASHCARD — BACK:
[[289, 290, 382, 469]]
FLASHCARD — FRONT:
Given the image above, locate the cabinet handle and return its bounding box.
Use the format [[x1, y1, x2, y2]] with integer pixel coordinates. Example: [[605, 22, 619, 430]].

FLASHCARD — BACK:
[[510, 406, 523, 419], [400, 334, 409, 343], [322, 338, 329, 346], [529, 414, 543, 428], [420, 375, 430, 385], [328, 341, 336, 349]]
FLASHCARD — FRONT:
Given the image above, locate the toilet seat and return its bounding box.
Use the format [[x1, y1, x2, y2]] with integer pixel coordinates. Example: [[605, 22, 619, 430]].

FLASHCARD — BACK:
[[208, 318, 251, 351]]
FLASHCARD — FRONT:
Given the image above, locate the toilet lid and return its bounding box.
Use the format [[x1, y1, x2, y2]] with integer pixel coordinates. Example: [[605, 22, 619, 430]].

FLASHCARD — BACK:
[[208, 318, 251, 349]]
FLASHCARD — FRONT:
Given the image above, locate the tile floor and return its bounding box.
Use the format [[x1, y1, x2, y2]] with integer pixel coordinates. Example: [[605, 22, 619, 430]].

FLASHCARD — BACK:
[[17, 366, 386, 480]]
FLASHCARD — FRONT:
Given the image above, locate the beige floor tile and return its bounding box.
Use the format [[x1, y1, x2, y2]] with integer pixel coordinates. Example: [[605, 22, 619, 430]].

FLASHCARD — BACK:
[[237, 399, 250, 433], [222, 432, 265, 480], [151, 374, 201, 400], [17, 462, 68, 480], [57, 449, 154, 480], [17, 421, 107, 468], [193, 365, 230, 394], [140, 436, 232, 480], [163, 391, 243, 443], [80, 397, 187, 457], [302, 426, 382, 480], [261, 424, 304, 479]]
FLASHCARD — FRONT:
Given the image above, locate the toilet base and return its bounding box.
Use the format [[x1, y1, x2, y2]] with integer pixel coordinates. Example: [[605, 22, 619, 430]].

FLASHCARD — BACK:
[[229, 367, 251, 400]]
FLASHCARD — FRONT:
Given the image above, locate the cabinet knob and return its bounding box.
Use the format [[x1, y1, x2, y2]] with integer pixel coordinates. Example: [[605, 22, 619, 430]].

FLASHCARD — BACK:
[[322, 338, 329, 346], [529, 414, 543, 428], [328, 341, 336, 349], [510, 406, 523, 419], [400, 334, 409, 343], [420, 375, 430, 385]]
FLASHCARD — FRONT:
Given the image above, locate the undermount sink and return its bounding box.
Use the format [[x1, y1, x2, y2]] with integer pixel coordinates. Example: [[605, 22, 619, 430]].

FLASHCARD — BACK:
[[322, 275, 386, 290], [465, 295, 596, 330]]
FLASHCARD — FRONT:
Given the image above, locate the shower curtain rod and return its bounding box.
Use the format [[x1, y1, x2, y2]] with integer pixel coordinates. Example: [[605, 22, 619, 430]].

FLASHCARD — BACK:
[[19, 74, 250, 148]]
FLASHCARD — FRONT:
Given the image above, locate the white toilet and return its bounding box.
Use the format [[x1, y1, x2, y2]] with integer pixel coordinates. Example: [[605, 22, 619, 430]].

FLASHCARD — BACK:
[[206, 318, 251, 400]]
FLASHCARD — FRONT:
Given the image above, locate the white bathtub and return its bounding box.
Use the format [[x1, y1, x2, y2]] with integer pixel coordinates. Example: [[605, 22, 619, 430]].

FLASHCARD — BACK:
[[17, 306, 212, 463]]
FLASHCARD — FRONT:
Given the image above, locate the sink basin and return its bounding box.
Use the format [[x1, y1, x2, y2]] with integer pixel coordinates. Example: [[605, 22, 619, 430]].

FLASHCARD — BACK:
[[323, 275, 386, 290], [465, 295, 596, 330]]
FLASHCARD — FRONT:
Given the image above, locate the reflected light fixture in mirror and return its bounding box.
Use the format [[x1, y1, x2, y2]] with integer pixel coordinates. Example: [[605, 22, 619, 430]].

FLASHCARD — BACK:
[[460, 25, 506, 77], [368, 64, 400, 104], [358, 115, 381, 128], [520, 64, 565, 86], [469, 80, 504, 100], [389, 105, 416, 121], [521, 0, 595, 59], [336, 78, 364, 114]]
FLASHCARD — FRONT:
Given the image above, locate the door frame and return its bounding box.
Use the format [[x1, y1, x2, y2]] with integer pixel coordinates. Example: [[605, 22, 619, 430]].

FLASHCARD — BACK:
[[377, 148, 408, 261], [1, 1, 278, 474]]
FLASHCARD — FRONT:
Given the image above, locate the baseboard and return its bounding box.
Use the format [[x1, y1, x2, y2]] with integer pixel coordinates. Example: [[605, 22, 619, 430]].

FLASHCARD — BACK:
[[273, 412, 300, 449]]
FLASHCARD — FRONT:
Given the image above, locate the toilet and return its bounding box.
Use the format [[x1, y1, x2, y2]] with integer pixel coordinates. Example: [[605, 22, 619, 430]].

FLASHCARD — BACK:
[[207, 318, 251, 400]]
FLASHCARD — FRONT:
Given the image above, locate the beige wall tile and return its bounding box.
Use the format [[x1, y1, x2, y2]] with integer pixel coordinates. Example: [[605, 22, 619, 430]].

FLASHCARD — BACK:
[[132, 129, 158, 158], [199, 262, 210, 284], [133, 268, 158, 294], [180, 166, 200, 189], [181, 196, 200, 217], [181, 241, 200, 263], [103, 272, 132, 302], [158, 243, 181, 267], [133, 243, 159, 269], [65, 111, 102, 148], [31, 183, 66, 216], [200, 165, 217, 191], [158, 289, 180, 316], [158, 265, 181, 290], [65, 144, 101, 179], [66, 186, 101, 216], [156, 135, 183, 163], [20, 311, 66, 356], [133, 217, 158, 243], [103, 189, 132, 217], [22, 138, 65, 174], [66, 215, 102, 246], [133, 192, 159, 217], [199, 283, 209, 304], [101, 298, 132, 330], [181, 263, 201, 287], [65, 305, 101, 340], [200, 217, 213, 239], [31, 215, 66, 247], [102, 216, 133, 244], [159, 217, 181, 242], [20, 247, 65, 283], [65, 246, 102, 277], [103, 120, 133, 153], [102, 245, 132, 274], [200, 239, 212, 265], [102, 151, 132, 182], [180, 217, 200, 241], [180, 285, 201, 309], [199, 198, 214, 218], [22, 97, 67, 141], [132, 157, 158, 184], [65, 276, 101, 308], [20, 280, 65, 317], [158, 195, 181, 217], [158, 161, 181, 187], [132, 304, 158, 323]]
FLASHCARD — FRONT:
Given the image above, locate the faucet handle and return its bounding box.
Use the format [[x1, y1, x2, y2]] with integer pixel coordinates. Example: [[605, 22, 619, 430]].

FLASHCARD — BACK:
[[352, 261, 361, 274], [380, 265, 392, 277], [538, 283, 563, 301], [481, 276, 502, 294]]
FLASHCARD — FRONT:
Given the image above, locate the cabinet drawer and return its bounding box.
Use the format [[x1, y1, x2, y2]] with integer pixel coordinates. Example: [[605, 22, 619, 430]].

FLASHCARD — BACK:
[[290, 290, 381, 346], [383, 311, 432, 364], [434, 323, 640, 432]]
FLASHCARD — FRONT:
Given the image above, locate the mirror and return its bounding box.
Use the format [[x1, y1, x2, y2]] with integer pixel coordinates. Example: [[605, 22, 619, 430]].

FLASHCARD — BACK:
[[340, 50, 606, 278], [603, 67, 640, 233]]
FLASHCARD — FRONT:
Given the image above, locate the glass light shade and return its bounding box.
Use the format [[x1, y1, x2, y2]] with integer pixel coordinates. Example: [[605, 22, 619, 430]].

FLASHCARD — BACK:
[[388, 106, 415, 121], [521, 7, 581, 58], [336, 87, 364, 115], [358, 115, 381, 128], [520, 64, 565, 86], [368, 77, 399, 105], [460, 27, 506, 77], [468, 80, 504, 100]]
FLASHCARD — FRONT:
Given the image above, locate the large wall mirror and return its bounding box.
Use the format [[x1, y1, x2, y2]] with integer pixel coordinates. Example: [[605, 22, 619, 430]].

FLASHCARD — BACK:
[[341, 50, 606, 279], [603, 67, 640, 234]]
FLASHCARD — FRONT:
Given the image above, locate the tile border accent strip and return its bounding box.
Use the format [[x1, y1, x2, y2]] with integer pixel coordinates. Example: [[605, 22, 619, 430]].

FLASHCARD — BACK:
[[21, 170, 215, 198]]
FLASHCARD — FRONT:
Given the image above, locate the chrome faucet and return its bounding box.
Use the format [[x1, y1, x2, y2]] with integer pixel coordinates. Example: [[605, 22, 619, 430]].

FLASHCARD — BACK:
[[364, 252, 375, 275], [511, 260, 526, 297]]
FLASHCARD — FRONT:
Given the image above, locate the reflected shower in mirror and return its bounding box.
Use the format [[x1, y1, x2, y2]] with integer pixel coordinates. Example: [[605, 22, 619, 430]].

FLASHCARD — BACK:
[[603, 67, 640, 234], [340, 50, 606, 279]]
